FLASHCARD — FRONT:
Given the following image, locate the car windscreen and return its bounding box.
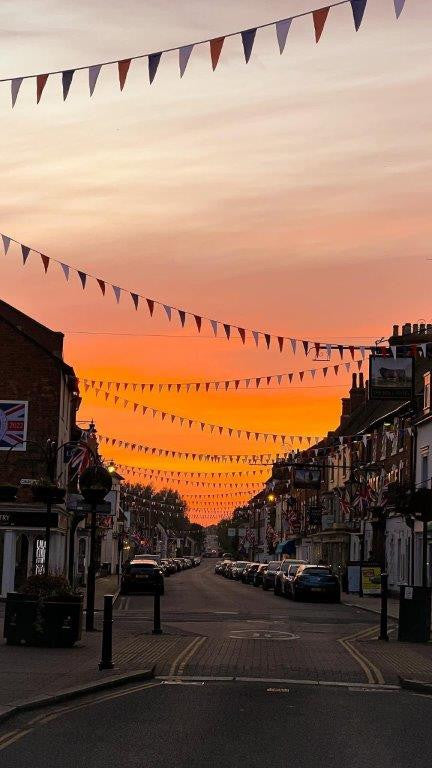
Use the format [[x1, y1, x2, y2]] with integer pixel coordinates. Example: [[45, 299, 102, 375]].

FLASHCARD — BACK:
[[267, 562, 280, 571], [302, 567, 331, 575], [128, 564, 157, 574], [288, 565, 301, 575]]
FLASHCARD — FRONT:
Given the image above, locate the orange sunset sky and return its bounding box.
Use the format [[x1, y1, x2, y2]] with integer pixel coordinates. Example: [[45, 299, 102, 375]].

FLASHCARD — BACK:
[[1, 0, 431, 524]]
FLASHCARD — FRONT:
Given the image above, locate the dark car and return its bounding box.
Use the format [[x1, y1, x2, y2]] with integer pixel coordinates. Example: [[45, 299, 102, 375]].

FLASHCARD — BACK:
[[288, 564, 340, 602], [262, 561, 282, 591], [274, 559, 308, 597], [242, 563, 259, 584], [120, 559, 164, 595], [253, 564, 268, 587]]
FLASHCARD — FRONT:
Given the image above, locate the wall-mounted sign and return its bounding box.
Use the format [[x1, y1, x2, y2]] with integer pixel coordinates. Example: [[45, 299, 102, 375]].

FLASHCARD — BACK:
[[369, 357, 414, 401], [228, 528, 237, 538], [293, 467, 321, 489], [0, 401, 28, 450]]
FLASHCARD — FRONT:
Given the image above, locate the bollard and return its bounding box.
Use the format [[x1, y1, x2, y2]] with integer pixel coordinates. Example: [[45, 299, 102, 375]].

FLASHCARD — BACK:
[[99, 594, 114, 670], [153, 591, 162, 635], [379, 572, 389, 642]]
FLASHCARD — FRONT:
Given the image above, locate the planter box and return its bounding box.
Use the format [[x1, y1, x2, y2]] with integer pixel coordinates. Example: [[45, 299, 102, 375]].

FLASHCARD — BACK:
[[3, 592, 83, 647]]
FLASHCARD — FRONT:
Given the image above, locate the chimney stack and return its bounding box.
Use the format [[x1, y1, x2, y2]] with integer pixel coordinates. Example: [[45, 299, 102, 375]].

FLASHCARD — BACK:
[[393, 325, 399, 337], [402, 323, 412, 336]]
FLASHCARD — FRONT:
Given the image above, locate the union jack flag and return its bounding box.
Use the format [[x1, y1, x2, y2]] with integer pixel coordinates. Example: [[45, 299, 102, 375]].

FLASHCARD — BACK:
[[0, 401, 28, 450], [353, 483, 375, 513], [68, 426, 97, 479], [337, 488, 352, 521]]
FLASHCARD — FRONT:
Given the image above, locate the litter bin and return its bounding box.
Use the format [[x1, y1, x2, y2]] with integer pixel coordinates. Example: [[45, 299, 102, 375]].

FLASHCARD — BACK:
[[398, 585, 431, 642]]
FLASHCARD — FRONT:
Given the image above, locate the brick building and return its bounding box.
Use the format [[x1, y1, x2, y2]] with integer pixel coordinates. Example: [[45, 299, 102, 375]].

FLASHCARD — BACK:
[[0, 300, 80, 596]]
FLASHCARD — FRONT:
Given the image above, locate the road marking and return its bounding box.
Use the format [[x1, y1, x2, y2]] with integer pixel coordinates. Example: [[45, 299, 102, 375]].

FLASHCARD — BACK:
[[0, 729, 32, 752], [213, 611, 238, 614], [348, 687, 397, 693], [177, 637, 207, 676], [156, 674, 398, 690], [162, 681, 205, 686], [168, 636, 204, 677], [338, 625, 386, 685], [228, 629, 299, 640], [0, 730, 19, 745], [267, 688, 290, 693]]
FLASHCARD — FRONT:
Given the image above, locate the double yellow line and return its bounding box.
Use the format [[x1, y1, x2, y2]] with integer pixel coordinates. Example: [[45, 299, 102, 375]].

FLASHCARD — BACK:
[[338, 625, 385, 685], [169, 636, 206, 677]]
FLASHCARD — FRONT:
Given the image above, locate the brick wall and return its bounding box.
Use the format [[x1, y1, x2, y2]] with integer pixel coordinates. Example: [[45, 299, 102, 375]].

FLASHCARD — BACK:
[[0, 317, 64, 487]]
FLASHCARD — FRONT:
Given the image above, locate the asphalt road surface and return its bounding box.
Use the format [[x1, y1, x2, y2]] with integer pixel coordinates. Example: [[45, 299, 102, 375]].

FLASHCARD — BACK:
[[2, 560, 430, 766]]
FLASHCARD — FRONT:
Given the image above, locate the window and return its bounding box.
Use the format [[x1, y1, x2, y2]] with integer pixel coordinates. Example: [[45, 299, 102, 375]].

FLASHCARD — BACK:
[[421, 455, 429, 488], [424, 382, 430, 411]]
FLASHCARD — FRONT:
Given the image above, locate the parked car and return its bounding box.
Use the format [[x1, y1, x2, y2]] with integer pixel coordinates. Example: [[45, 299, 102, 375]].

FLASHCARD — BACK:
[[215, 559, 230, 575], [134, 553, 161, 564], [231, 561, 249, 580], [274, 559, 308, 597], [253, 564, 268, 587], [224, 561, 237, 579], [288, 565, 340, 602], [172, 558, 183, 571], [193, 557, 201, 566], [262, 561, 282, 591], [241, 563, 259, 584], [120, 559, 164, 595]]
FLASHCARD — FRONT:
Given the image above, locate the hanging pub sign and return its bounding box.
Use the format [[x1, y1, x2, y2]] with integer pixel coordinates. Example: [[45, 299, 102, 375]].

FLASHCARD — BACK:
[[0, 401, 28, 450], [293, 466, 321, 489], [369, 357, 414, 401]]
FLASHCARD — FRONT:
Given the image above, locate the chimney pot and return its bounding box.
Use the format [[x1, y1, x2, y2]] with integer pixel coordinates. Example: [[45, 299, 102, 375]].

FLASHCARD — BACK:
[[428, 324, 432, 334], [392, 325, 399, 337], [420, 323, 426, 333], [413, 323, 419, 334], [402, 323, 412, 336], [351, 373, 357, 390], [359, 372, 364, 389]]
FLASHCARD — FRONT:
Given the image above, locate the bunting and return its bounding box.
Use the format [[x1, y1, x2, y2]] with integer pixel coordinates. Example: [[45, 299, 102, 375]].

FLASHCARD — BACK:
[[1, 231, 380, 358], [1, 0, 406, 108]]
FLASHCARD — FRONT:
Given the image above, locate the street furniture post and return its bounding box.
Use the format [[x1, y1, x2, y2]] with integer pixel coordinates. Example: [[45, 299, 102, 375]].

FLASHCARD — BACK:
[[379, 572, 389, 641], [99, 594, 114, 670]]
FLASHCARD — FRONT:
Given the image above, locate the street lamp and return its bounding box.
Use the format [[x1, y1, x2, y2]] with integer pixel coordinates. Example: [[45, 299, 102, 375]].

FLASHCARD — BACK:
[[79, 464, 113, 632]]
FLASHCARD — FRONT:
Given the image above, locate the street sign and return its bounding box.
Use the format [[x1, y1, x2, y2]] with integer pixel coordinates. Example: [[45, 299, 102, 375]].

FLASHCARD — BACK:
[[76, 501, 112, 514]]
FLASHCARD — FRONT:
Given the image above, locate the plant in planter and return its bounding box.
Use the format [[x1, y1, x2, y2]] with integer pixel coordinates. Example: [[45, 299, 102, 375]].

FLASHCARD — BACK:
[[4, 574, 83, 647], [31, 478, 66, 503], [0, 482, 19, 501]]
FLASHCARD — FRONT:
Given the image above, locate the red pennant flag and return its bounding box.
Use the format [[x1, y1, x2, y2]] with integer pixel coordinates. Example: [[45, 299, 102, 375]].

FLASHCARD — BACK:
[[299, 371, 305, 381], [313, 7, 330, 43], [315, 342, 320, 356], [40, 254, 50, 273], [178, 309, 186, 327], [194, 315, 202, 332], [278, 336, 284, 352], [323, 367, 328, 378], [238, 327, 246, 344], [302, 340, 309, 355], [147, 298, 155, 316], [36, 73, 49, 103], [97, 278, 105, 295], [266, 376, 272, 386], [334, 365, 339, 375], [349, 346, 355, 359], [264, 333, 271, 349], [131, 292, 139, 310], [256, 378, 261, 388], [357, 360, 362, 371], [223, 323, 231, 340], [118, 59, 131, 90], [338, 345, 344, 359], [235, 380, 240, 390], [210, 37, 224, 70], [288, 373, 293, 383]]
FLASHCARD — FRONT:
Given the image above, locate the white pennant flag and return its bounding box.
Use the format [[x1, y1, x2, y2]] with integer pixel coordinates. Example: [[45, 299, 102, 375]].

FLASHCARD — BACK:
[[163, 304, 172, 321], [210, 319, 218, 336], [89, 64, 102, 96], [277, 374, 282, 385], [290, 338, 297, 354], [393, 0, 405, 18], [179, 45, 194, 77], [275, 18, 292, 54], [112, 285, 121, 304], [345, 362, 351, 372], [252, 330, 259, 347], [60, 263, 70, 281], [360, 346, 366, 359], [2, 235, 11, 254], [11, 78, 23, 107]]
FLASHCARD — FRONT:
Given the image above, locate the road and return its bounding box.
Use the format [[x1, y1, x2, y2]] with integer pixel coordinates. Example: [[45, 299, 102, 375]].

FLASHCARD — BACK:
[[1, 559, 431, 767]]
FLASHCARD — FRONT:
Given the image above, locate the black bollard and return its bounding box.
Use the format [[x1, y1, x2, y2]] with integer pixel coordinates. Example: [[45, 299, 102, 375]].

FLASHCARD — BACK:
[[153, 591, 162, 635], [99, 594, 114, 670], [379, 572, 389, 642]]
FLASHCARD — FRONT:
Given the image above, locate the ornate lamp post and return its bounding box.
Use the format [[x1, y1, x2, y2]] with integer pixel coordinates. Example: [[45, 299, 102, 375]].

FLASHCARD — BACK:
[[79, 465, 113, 632]]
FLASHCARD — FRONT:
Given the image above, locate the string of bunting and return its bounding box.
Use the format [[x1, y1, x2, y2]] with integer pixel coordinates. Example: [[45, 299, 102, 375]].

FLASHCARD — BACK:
[[1, 232, 380, 356], [115, 469, 265, 489], [3, 1, 406, 107], [89, 384, 321, 444], [112, 463, 268, 479], [99, 434, 288, 464], [81, 359, 365, 394]]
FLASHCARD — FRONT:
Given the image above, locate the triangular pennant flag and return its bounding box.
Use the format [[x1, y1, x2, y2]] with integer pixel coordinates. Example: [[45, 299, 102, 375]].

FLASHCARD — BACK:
[[118, 59, 131, 90], [351, 0, 368, 31], [146, 298, 155, 316], [131, 292, 139, 310], [179, 44, 194, 77], [338, 345, 344, 359], [210, 319, 218, 336], [277, 336, 284, 352], [252, 330, 259, 347], [323, 367, 328, 378], [194, 315, 202, 332], [276, 18, 292, 54], [264, 333, 271, 349], [349, 346, 355, 359], [178, 309, 186, 327], [2, 235, 11, 254], [311, 369, 316, 380], [256, 378, 261, 389], [40, 254, 50, 273], [393, 0, 405, 18], [241, 28, 257, 63], [223, 323, 231, 340], [36, 73, 49, 103], [345, 362, 351, 372], [148, 52, 162, 84], [112, 285, 121, 304], [11, 78, 23, 108], [313, 7, 330, 43], [62, 70, 74, 100], [302, 340, 309, 355], [299, 371, 304, 382], [60, 263, 70, 281], [288, 373, 293, 383], [21, 245, 30, 264], [78, 271, 87, 289], [238, 327, 246, 344], [210, 37, 224, 70], [89, 64, 102, 96], [97, 278, 106, 295], [357, 360, 362, 370], [290, 338, 297, 354], [163, 304, 172, 321]]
